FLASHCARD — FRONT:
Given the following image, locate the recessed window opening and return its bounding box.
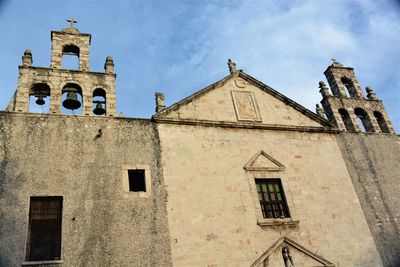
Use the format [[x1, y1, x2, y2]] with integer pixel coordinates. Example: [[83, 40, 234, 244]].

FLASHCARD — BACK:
[[354, 108, 373, 133], [61, 83, 83, 115], [128, 169, 146, 192], [256, 179, 290, 219], [341, 77, 358, 97], [62, 44, 79, 70], [29, 83, 50, 113], [92, 88, 106, 116], [374, 111, 390, 133], [26, 196, 62, 261], [338, 108, 355, 131]]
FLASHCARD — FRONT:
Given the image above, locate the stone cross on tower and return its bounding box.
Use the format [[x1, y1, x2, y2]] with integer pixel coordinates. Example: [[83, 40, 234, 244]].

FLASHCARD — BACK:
[[67, 18, 77, 27]]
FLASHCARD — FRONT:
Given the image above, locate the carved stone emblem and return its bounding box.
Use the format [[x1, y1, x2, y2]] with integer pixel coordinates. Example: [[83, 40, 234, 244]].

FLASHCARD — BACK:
[[231, 91, 261, 121], [235, 78, 246, 88]]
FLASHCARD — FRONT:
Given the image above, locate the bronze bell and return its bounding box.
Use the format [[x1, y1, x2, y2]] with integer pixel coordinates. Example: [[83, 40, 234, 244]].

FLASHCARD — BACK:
[[62, 92, 81, 110], [93, 102, 105, 115], [35, 95, 45, 105]]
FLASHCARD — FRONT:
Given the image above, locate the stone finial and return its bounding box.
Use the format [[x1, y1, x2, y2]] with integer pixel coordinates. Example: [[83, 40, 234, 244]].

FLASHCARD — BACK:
[[22, 49, 32, 66], [227, 58, 237, 74], [316, 104, 325, 118], [104, 56, 114, 74], [366, 86, 377, 100], [155, 92, 166, 113], [319, 81, 330, 98]]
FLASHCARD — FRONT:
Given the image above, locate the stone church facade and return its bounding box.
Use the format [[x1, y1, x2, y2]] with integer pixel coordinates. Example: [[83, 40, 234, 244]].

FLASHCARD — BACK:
[[0, 24, 398, 267]]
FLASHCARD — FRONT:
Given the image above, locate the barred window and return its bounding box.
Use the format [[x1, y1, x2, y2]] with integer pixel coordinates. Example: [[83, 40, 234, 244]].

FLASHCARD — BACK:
[[256, 179, 290, 219], [26, 196, 62, 261]]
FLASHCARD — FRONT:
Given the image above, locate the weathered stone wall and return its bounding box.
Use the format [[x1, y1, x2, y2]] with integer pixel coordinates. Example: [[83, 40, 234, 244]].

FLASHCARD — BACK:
[[0, 112, 172, 267], [158, 123, 382, 266], [336, 132, 400, 267]]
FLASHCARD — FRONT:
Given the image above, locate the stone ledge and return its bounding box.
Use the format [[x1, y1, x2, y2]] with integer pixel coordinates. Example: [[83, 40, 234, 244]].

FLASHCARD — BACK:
[[257, 218, 300, 227], [21, 260, 63, 267]]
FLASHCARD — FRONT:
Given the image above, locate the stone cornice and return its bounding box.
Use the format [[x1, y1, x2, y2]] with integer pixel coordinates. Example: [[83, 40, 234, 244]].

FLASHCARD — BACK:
[[153, 117, 339, 133], [18, 66, 116, 77]]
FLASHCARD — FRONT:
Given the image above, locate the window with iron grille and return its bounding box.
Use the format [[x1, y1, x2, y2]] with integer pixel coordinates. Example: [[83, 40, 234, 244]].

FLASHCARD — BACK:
[[26, 196, 62, 261], [256, 179, 290, 219]]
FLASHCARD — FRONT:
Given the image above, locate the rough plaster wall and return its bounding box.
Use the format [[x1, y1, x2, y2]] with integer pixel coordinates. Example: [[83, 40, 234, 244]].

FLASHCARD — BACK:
[[163, 77, 321, 127], [158, 123, 382, 267], [0, 113, 172, 267], [336, 133, 400, 267]]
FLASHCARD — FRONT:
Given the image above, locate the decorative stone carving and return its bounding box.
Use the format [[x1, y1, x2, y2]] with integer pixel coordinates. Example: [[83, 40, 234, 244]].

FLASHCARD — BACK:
[[231, 91, 261, 121], [234, 78, 246, 88]]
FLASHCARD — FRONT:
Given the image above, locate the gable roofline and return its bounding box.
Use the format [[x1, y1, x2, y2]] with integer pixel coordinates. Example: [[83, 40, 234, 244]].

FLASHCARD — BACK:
[[153, 71, 335, 128], [250, 236, 335, 267]]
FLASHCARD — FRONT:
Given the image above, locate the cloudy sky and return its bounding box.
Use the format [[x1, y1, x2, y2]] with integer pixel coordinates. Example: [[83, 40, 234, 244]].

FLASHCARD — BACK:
[[0, 0, 399, 131]]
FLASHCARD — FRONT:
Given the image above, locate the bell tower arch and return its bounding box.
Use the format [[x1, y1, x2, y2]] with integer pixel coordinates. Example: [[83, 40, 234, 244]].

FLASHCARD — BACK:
[[7, 19, 117, 117]]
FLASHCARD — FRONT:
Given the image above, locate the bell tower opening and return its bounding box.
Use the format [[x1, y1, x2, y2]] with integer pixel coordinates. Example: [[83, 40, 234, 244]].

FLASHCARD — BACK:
[[92, 88, 106, 116], [338, 108, 355, 132], [341, 77, 358, 97], [354, 108, 373, 133], [61, 83, 83, 115], [29, 83, 50, 113], [374, 111, 390, 133], [62, 44, 80, 70]]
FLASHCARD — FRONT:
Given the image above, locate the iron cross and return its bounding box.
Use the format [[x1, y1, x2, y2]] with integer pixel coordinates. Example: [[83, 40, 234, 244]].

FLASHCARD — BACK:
[[67, 18, 77, 27], [331, 58, 337, 63]]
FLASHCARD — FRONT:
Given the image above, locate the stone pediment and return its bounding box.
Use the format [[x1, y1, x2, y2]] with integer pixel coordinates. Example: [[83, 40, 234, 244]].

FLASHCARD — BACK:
[[251, 236, 335, 267], [153, 71, 335, 131], [244, 150, 285, 172]]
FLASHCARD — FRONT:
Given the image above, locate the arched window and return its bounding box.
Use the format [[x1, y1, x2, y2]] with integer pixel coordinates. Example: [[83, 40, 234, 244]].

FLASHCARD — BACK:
[[29, 83, 50, 113], [338, 108, 355, 131], [92, 88, 106, 116], [62, 44, 80, 70], [354, 108, 373, 133], [61, 83, 82, 115], [374, 111, 390, 133], [341, 77, 358, 97]]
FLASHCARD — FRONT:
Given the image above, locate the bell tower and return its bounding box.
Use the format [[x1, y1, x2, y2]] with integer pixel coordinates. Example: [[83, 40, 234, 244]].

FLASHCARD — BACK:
[[7, 19, 117, 117], [319, 60, 395, 134]]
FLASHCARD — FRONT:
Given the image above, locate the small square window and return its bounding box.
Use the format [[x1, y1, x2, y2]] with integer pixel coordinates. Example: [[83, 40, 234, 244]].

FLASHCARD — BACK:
[[128, 169, 146, 192]]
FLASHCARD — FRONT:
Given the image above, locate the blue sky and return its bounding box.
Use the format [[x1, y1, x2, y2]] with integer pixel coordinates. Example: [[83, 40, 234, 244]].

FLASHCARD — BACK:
[[0, 0, 399, 131]]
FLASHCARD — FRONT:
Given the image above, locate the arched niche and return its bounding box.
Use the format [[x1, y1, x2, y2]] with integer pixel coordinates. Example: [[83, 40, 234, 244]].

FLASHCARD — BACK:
[[374, 111, 390, 133], [62, 44, 80, 70], [92, 88, 106, 116], [61, 83, 83, 115], [338, 108, 355, 131], [354, 108, 374, 133], [29, 83, 51, 113]]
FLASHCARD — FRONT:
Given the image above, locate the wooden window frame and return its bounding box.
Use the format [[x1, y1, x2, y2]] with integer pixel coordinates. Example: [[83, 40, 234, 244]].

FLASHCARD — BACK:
[[255, 179, 290, 219], [26, 196, 63, 262]]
